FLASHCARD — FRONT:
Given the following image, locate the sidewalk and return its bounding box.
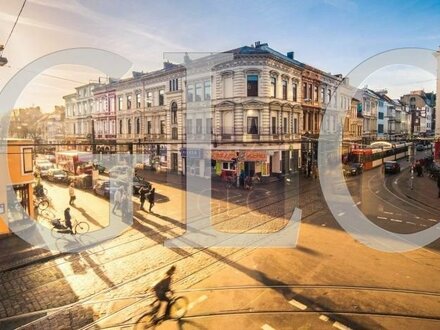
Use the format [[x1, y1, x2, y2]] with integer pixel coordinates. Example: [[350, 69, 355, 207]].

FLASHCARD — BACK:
[[395, 167, 440, 211], [0, 234, 61, 272]]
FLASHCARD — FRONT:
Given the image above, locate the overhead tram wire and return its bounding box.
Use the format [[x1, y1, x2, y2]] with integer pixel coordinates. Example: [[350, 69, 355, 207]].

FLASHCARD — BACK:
[[1, 0, 27, 56], [3, 64, 89, 85]]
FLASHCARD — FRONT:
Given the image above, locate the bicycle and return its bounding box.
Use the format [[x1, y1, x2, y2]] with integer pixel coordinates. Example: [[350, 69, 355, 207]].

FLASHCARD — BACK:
[[34, 196, 50, 211], [223, 175, 237, 189], [51, 218, 90, 238], [134, 294, 189, 329]]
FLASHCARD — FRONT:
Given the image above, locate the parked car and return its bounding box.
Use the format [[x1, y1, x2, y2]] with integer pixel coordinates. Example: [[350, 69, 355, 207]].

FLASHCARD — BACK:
[[133, 176, 151, 194], [343, 163, 363, 176], [93, 179, 125, 199], [46, 169, 69, 183], [93, 161, 106, 174], [109, 165, 130, 178], [416, 144, 426, 151], [384, 161, 401, 174], [36, 161, 55, 178], [427, 162, 440, 178]]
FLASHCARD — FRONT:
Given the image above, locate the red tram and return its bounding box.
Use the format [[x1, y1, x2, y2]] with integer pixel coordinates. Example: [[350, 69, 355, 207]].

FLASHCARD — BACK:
[[349, 142, 411, 170]]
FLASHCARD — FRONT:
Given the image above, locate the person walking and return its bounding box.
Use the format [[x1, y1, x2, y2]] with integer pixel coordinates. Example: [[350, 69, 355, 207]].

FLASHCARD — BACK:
[[148, 187, 156, 213], [68, 183, 76, 206], [64, 207, 73, 234], [112, 187, 122, 214], [138, 186, 149, 211], [120, 189, 129, 221]]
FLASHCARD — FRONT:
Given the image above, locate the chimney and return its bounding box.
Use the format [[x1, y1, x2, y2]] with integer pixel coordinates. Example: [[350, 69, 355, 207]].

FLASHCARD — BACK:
[[287, 51, 294, 59], [255, 41, 261, 48], [163, 61, 175, 70]]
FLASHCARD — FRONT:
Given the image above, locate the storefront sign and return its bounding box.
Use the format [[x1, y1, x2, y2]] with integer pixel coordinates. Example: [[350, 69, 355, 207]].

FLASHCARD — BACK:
[[159, 146, 167, 156], [211, 150, 237, 161], [243, 151, 267, 161], [180, 148, 202, 159]]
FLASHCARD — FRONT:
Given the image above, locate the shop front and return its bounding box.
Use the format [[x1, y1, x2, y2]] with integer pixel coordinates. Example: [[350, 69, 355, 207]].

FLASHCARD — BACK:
[[181, 148, 204, 176], [211, 150, 270, 177], [1, 140, 35, 236]]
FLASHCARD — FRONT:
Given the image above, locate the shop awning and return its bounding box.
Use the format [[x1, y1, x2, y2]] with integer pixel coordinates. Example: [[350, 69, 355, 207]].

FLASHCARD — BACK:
[[212, 150, 237, 161], [243, 151, 267, 162]]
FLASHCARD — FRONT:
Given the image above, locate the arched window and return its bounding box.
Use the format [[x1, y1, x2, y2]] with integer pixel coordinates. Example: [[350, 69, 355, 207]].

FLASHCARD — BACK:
[[127, 119, 132, 135], [171, 102, 178, 124], [136, 118, 140, 134], [119, 120, 123, 134]]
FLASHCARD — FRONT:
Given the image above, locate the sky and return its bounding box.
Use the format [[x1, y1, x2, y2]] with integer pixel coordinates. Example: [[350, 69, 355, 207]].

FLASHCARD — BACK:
[[0, 0, 439, 112]]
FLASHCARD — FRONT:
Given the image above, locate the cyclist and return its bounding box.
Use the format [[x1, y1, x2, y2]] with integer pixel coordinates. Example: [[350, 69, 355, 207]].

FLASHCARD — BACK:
[[151, 265, 176, 322]]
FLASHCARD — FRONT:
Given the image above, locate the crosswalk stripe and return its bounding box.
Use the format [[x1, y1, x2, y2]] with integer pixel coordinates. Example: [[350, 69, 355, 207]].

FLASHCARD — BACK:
[[288, 299, 307, 310], [261, 324, 276, 330], [187, 295, 208, 311]]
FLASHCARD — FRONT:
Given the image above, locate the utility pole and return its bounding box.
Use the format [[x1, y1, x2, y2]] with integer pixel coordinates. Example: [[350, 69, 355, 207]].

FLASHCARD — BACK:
[[91, 119, 96, 154]]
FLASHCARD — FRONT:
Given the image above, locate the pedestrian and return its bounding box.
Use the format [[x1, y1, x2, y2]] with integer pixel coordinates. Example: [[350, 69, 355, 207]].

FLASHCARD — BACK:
[[64, 207, 73, 234], [148, 187, 156, 212], [120, 189, 129, 220], [139, 186, 149, 211], [69, 182, 76, 206], [113, 187, 122, 214], [437, 175, 440, 198], [239, 170, 245, 188], [307, 161, 312, 178]]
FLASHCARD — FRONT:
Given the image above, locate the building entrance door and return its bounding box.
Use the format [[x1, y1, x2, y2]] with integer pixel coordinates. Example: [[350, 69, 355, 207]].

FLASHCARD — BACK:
[[171, 153, 178, 172]]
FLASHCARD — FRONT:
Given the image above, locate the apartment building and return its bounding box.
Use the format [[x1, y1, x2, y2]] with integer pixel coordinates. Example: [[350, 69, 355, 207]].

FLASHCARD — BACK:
[[64, 83, 101, 150]]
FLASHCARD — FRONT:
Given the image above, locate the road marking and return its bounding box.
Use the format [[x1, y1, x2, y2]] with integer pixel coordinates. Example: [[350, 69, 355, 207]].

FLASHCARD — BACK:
[[406, 221, 416, 225], [265, 191, 271, 195], [333, 321, 352, 330], [337, 212, 345, 216], [428, 219, 438, 222], [187, 295, 208, 311], [375, 190, 379, 193], [390, 219, 402, 223], [288, 299, 307, 310], [377, 216, 387, 220], [355, 201, 361, 205], [384, 211, 393, 215], [415, 216, 421, 219], [262, 324, 276, 330], [420, 224, 427, 227], [319, 315, 330, 322]]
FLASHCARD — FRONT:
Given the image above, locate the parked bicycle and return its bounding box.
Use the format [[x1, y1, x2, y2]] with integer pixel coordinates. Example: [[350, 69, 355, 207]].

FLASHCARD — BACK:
[[224, 174, 237, 189], [51, 218, 90, 238], [33, 196, 50, 211], [135, 293, 189, 328]]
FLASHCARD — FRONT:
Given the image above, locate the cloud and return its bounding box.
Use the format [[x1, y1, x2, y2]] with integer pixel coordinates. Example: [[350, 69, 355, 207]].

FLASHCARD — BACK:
[[29, 0, 189, 51], [361, 64, 436, 98], [0, 11, 88, 37]]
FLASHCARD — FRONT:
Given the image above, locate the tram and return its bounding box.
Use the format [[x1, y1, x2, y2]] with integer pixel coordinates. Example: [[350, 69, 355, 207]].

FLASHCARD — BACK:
[[349, 142, 412, 170]]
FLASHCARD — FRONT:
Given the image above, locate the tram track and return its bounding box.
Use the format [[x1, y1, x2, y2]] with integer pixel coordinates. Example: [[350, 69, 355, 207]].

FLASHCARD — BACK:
[[0, 179, 307, 280], [1, 183, 323, 329], [4, 283, 440, 326]]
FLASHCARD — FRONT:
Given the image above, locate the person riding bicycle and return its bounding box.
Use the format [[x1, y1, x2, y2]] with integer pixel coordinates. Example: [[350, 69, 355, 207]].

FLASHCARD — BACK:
[[64, 207, 73, 234], [151, 265, 176, 321]]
